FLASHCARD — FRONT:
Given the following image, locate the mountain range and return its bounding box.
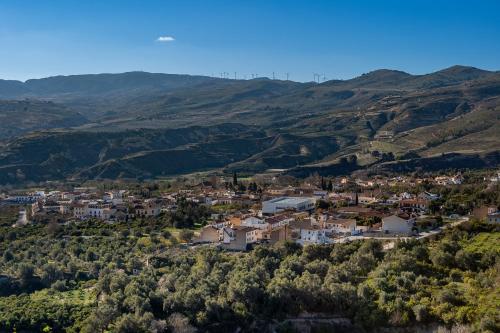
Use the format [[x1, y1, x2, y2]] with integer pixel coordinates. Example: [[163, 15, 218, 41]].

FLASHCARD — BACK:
[[0, 65, 499, 185]]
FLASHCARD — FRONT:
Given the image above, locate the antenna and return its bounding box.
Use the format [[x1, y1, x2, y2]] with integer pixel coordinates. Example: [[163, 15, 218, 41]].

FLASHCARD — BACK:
[[286, 72, 290, 81], [272, 72, 275, 80]]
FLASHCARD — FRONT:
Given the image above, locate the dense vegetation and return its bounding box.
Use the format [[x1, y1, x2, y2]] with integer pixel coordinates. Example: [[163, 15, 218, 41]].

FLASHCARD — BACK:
[[0, 210, 498, 332]]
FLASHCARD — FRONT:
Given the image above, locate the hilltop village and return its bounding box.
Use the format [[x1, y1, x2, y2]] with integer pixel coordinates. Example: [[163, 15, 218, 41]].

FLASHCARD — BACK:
[[1, 170, 499, 332], [2, 170, 499, 250]]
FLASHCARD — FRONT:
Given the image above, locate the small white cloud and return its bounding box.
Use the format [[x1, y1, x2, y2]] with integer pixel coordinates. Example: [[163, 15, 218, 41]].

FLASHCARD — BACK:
[[157, 36, 175, 42]]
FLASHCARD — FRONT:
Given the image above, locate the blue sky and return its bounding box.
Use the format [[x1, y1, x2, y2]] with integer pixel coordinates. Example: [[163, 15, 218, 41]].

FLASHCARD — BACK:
[[1, 0, 499, 81]]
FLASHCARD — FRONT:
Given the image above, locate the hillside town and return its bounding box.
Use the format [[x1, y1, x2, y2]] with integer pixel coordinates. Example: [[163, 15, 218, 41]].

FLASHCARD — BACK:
[[2, 170, 499, 251]]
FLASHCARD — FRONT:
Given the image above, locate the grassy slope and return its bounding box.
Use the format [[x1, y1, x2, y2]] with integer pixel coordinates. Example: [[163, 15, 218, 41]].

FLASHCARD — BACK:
[[463, 232, 500, 254]]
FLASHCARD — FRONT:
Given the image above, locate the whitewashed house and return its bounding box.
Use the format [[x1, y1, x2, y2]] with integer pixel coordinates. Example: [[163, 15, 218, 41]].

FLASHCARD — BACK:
[[241, 216, 268, 229], [382, 215, 415, 235], [326, 218, 357, 234], [299, 228, 328, 244]]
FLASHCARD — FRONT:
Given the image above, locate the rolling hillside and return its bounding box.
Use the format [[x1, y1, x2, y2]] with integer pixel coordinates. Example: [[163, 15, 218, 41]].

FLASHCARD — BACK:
[[0, 66, 498, 184], [0, 100, 88, 139]]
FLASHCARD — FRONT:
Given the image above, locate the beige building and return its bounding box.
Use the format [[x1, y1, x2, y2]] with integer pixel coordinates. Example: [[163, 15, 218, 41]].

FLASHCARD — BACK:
[[221, 226, 258, 251], [194, 225, 220, 243], [472, 206, 498, 220]]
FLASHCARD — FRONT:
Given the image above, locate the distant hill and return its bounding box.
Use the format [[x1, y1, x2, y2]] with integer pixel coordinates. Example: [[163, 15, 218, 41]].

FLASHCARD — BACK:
[[322, 65, 496, 90], [0, 72, 223, 100], [323, 69, 412, 89], [0, 80, 28, 96], [0, 100, 87, 139], [0, 66, 498, 184]]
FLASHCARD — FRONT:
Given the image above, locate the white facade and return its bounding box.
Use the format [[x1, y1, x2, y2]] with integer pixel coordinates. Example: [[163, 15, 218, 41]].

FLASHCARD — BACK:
[[382, 215, 415, 235], [241, 216, 268, 229], [221, 227, 235, 244], [7, 193, 44, 203], [299, 229, 328, 244], [327, 219, 357, 234], [262, 197, 315, 214], [73, 202, 116, 220]]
